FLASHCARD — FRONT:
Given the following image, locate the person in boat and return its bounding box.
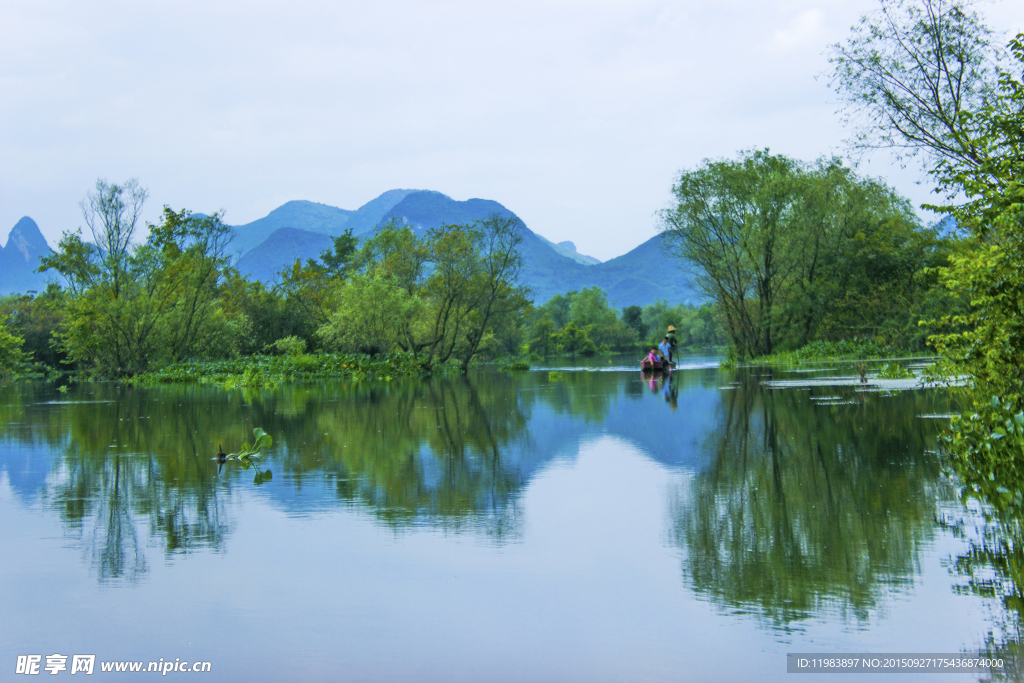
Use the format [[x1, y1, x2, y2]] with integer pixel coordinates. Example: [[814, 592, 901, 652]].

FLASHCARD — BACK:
[[659, 337, 672, 365], [665, 325, 678, 362]]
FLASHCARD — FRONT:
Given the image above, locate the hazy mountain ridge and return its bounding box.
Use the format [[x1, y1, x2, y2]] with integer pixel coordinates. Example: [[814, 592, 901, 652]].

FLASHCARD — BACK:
[[235, 228, 335, 282], [0, 217, 60, 295], [233, 190, 702, 306], [226, 190, 417, 259], [4, 191, 702, 306]]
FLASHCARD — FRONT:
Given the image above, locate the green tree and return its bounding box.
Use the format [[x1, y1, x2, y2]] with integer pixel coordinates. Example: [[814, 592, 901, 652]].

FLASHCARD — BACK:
[[0, 284, 68, 367], [457, 215, 530, 372], [552, 322, 597, 356], [318, 228, 358, 278], [828, 0, 1002, 170], [317, 272, 425, 355], [660, 151, 933, 357], [928, 35, 1024, 473], [40, 181, 235, 375], [528, 315, 558, 357], [0, 315, 28, 380], [660, 151, 807, 356], [621, 305, 646, 340]]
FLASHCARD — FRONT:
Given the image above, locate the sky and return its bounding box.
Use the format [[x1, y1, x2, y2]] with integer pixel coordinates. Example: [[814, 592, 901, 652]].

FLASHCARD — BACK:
[[2, 0, 1022, 262]]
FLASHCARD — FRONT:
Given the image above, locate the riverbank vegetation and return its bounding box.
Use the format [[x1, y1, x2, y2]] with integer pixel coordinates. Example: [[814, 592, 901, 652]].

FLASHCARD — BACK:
[[660, 150, 959, 361], [525, 288, 727, 358], [823, 2, 1024, 636], [2, 184, 533, 380]]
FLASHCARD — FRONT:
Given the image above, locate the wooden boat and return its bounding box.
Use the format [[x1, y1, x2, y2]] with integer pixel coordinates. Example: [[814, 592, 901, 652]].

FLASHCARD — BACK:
[[640, 357, 673, 372]]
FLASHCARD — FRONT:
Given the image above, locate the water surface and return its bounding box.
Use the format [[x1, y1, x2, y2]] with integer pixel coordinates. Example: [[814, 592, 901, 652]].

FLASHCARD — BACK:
[[0, 362, 1010, 681]]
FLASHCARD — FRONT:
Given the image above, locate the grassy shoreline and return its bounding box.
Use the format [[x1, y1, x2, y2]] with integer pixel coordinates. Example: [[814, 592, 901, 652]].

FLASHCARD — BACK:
[[741, 339, 936, 366], [131, 352, 458, 388]]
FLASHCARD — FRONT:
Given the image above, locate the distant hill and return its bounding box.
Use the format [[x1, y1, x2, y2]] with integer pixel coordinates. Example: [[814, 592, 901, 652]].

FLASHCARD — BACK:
[[235, 228, 335, 282], [5, 193, 701, 306], [380, 191, 701, 306], [226, 190, 417, 260], [0, 217, 60, 295], [234, 190, 702, 307], [549, 240, 601, 266]]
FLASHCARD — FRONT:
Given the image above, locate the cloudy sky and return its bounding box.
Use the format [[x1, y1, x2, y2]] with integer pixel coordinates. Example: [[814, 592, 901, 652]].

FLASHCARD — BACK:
[[2, 0, 1022, 261]]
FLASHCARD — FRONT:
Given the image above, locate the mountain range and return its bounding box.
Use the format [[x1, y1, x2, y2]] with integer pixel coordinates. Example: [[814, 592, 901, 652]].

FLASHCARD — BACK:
[[233, 190, 701, 306], [2, 190, 703, 307], [0, 217, 60, 296]]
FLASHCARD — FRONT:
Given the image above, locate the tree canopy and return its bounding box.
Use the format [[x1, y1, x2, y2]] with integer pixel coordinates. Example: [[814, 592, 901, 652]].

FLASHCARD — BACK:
[[659, 150, 943, 358]]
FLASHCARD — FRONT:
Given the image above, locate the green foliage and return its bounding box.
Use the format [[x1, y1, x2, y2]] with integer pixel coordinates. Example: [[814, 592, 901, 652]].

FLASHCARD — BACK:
[[499, 358, 530, 372], [526, 289, 727, 359], [219, 428, 274, 485], [661, 150, 949, 358], [317, 272, 424, 356], [547, 371, 564, 381], [318, 229, 359, 278], [528, 316, 557, 358], [756, 338, 894, 364], [925, 34, 1024, 471], [316, 215, 530, 372], [219, 270, 315, 355], [947, 398, 1024, 514], [39, 188, 236, 376], [266, 335, 307, 357], [134, 351, 453, 387], [828, 0, 1000, 169], [225, 427, 273, 461], [0, 315, 29, 380], [877, 363, 915, 379], [551, 322, 597, 356], [0, 284, 67, 368], [621, 305, 645, 339]]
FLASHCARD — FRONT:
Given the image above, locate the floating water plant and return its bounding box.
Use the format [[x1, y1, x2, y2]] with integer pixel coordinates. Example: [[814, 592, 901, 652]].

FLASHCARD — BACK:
[[216, 428, 274, 484], [548, 371, 564, 381], [877, 363, 914, 379]]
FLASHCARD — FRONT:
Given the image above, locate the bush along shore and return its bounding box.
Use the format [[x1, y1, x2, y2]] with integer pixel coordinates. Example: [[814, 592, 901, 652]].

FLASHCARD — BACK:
[[132, 352, 459, 388], [736, 339, 936, 367]]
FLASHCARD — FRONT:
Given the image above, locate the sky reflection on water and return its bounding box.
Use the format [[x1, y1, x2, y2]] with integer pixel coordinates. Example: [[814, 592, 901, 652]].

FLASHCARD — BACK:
[[0, 364, 1011, 681]]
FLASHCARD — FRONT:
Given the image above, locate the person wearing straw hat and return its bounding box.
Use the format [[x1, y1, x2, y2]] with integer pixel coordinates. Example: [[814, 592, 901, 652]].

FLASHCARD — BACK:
[[665, 325, 678, 363]]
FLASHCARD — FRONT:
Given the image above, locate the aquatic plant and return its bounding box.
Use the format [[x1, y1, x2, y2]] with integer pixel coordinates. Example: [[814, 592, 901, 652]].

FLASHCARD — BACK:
[[548, 371, 564, 381], [132, 351, 458, 387], [219, 428, 274, 485], [877, 363, 915, 379], [499, 358, 531, 372]]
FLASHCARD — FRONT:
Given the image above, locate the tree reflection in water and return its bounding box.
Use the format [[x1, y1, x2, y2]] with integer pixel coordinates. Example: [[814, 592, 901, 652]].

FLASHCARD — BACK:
[[671, 371, 953, 629], [944, 450, 1024, 674], [0, 374, 539, 582]]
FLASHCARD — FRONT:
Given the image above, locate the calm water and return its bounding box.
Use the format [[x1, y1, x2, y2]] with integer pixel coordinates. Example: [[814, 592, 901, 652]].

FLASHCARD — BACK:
[[0, 360, 1013, 681]]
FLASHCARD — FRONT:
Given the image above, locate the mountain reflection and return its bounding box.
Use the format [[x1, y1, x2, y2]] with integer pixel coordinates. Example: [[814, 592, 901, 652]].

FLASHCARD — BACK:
[[0, 376, 548, 580], [672, 372, 954, 629], [1, 364, 953, 605]]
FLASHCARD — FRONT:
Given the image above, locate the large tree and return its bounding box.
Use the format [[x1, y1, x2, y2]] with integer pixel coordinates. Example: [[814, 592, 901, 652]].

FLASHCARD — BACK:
[[40, 181, 234, 375], [659, 150, 930, 357], [316, 214, 529, 371], [827, 0, 1003, 172]]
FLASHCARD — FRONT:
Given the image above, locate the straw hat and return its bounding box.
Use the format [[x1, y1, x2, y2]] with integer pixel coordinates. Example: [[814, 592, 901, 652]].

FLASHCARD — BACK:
[[667, 325, 676, 332]]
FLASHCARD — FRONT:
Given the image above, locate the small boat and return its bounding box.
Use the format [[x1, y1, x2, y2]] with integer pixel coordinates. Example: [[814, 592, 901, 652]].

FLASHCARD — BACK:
[[640, 357, 673, 372]]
